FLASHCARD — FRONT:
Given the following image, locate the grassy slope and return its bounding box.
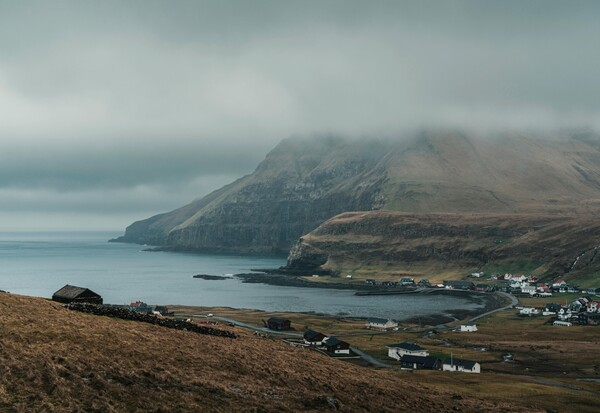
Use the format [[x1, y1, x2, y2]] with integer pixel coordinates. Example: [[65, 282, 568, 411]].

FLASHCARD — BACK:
[[0, 293, 530, 413], [294, 211, 600, 285], [170, 304, 600, 413]]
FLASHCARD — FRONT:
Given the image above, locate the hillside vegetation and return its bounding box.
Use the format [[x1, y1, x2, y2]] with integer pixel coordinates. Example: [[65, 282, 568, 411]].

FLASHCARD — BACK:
[[286, 211, 600, 283], [0, 293, 530, 412]]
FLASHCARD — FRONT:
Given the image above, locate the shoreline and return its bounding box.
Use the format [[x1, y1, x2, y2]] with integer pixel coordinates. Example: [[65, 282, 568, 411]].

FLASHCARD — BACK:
[[233, 272, 511, 325]]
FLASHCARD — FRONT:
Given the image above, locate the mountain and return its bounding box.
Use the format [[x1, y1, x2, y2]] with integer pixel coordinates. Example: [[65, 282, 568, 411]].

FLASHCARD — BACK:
[[113, 130, 600, 254], [286, 211, 600, 285], [0, 292, 529, 412]]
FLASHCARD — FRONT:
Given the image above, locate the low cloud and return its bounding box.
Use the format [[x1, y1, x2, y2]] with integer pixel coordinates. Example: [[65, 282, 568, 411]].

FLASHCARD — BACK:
[[1, 1, 599, 229]]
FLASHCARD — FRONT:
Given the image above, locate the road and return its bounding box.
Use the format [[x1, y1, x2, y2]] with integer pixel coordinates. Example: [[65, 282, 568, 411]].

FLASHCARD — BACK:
[[174, 292, 519, 368]]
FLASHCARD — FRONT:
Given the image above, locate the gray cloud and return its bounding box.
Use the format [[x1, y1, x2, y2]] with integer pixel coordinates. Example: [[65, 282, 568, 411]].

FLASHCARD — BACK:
[[1, 0, 599, 229]]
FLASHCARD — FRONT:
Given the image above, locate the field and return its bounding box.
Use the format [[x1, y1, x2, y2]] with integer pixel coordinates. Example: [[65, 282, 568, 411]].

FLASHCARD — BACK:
[[169, 301, 600, 413], [2, 292, 538, 413]]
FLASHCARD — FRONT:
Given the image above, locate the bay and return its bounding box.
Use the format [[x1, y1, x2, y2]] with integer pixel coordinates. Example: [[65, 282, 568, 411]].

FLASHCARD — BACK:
[[0, 231, 484, 320]]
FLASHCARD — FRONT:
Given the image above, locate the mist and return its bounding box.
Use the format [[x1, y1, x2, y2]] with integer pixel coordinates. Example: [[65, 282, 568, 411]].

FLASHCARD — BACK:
[[1, 0, 599, 229]]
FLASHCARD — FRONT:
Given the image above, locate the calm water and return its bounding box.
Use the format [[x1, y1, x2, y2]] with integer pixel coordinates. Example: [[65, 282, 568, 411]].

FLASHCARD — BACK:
[[0, 232, 483, 320]]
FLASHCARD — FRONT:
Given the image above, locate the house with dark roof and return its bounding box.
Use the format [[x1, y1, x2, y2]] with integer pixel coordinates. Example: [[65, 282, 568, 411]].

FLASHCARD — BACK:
[[323, 336, 350, 355], [265, 317, 291, 331], [399, 355, 441, 370], [387, 342, 428, 360], [442, 358, 480, 373], [52, 285, 103, 305], [365, 317, 398, 331], [303, 330, 326, 346]]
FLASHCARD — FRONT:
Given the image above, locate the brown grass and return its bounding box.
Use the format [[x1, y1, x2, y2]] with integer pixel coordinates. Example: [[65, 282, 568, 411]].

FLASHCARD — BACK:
[[0, 293, 535, 413]]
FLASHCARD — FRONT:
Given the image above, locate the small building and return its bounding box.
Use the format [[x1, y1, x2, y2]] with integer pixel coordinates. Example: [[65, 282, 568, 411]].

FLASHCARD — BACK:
[[399, 355, 441, 370], [387, 342, 428, 360], [553, 320, 572, 327], [399, 278, 415, 286], [153, 305, 171, 316], [303, 330, 326, 346], [366, 317, 398, 331], [443, 280, 474, 290], [442, 358, 481, 373], [52, 285, 103, 305], [460, 322, 478, 332], [519, 307, 540, 316], [265, 317, 291, 331], [129, 301, 153, 314], [323, 337, 351, 355], [521, 285, 537, 295]]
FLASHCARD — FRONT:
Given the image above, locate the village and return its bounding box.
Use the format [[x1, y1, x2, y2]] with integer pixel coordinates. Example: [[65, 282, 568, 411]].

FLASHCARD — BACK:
[[50, 272, 600, 380]]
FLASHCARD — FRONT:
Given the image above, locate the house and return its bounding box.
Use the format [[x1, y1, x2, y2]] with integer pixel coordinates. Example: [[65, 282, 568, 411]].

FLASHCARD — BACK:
[[418, 279, 431, 288], [399, 355, 441, 370], [153, 305, 171, 316], [129, 301, 153, 314], [303, 330, 326, 346], [586, 301, 599, 312], [552, 280, 567, 288], [460, 322, 478, 332], [521, 285, 537, 295], [387, 342, 428, 360], [323, 337, 351, 355], [52, 285, 103, 305], [543, 303, 562, 315], [577, 312, 600, 325], [265, 317, 291, 331], [443, 280, 474, 290], [470, 272, 483, 278], [519, 307, 540, 316], [553, 320, 572, 327], [442, 358, 481, 373], [366, 317, 398, 331]]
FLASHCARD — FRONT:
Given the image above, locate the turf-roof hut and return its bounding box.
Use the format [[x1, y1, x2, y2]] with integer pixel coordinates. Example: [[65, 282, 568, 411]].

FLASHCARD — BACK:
[[52, 285, 103, 305]]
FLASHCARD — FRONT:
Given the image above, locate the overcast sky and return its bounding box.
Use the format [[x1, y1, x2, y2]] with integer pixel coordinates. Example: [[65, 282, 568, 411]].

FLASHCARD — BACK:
[[1, 0, 599, 230]]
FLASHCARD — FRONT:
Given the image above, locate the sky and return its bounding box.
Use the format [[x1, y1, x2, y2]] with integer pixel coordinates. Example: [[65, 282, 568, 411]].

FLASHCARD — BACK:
[[1, 0, 599, 230]]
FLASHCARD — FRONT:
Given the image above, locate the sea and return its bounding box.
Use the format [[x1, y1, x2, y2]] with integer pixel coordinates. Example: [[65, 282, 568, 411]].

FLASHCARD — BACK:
[[0, 231, 484, 320]]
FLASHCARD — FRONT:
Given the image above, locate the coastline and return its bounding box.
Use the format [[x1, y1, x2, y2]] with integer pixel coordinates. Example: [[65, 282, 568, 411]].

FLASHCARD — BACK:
[[234, 272, 511, 325]]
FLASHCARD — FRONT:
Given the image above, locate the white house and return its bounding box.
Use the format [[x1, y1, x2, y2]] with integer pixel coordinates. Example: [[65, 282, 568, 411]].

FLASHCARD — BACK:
[[552, 279, 567, 288], [460, 322, 478, 332], [521, 285, 537, 295], [442, 358, 481, 373], [519, 307, 540, 316], [387, 342, 428, 360], [553, 320, 572, 327], [366, 317, 398, 331]]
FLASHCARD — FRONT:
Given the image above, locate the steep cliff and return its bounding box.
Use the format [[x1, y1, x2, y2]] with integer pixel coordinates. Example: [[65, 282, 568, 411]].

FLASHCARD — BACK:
[[113, 130, 600, 253], [286, 211, 600, 284]]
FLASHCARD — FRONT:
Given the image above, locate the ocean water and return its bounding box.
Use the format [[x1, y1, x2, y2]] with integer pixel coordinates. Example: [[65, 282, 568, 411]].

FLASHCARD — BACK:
[[0, 232, 483, 320]]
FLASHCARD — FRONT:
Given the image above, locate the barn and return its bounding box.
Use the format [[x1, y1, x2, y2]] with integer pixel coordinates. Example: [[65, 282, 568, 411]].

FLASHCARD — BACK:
[[52, 285, 103, 305]]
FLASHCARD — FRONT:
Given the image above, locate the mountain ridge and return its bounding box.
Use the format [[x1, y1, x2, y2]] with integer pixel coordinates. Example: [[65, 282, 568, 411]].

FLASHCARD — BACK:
[[112, 130, 600, 256]]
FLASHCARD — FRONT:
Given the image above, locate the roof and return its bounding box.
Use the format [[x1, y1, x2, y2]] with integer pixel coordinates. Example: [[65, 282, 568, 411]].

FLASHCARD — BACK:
[[323, 336, 347, 347], [442, 358, 478, 369], [462, 322, 476, 327], [366, 317, 392, 324], [387, 342, 425, 351], [267, 317, 290, 324], [303, 330, 325, 341], [53, 284, 100, 299], [400, 355, 440, 368]]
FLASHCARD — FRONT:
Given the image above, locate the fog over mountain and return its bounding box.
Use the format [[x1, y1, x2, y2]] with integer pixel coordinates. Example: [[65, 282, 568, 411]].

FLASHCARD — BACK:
[[1, 0, 600, 229]]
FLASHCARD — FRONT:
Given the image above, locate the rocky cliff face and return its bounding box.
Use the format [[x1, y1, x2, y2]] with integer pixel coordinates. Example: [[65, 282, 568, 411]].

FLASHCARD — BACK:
[[113, 130, 600, 254]]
